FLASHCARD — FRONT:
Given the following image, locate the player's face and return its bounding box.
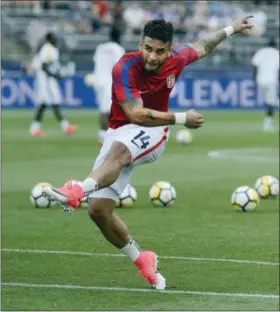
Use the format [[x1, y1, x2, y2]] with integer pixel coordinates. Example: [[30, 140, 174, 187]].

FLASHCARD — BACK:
[[140, 37, 171, 74]]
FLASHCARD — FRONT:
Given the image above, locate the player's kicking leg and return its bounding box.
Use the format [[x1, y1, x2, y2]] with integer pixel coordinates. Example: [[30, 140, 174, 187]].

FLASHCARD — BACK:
[[87, 197, 166, 289], [43, 141, 130, 210]]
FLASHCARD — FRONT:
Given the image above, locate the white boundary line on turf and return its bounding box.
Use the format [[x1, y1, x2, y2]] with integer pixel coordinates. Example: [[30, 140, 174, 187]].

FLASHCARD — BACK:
[[1, 282, 278, 300], [2, 248, 279, 266], [208, 148, 279, 163]]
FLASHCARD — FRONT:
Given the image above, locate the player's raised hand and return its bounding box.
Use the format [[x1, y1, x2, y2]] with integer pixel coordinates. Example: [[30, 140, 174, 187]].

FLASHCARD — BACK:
[[185, 109, 204, 129], [231, 16, 254, 34]]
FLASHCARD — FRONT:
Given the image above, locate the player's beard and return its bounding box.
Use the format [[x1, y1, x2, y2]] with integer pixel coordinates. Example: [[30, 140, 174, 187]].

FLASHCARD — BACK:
[[143, 60, 164, 74]]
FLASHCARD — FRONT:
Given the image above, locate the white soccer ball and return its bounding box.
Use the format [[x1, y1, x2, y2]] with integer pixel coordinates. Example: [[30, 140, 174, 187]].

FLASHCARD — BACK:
[[80, 195, 89, 208], [175, 129, 193, 145], [231, 186, 259, 212], [149, 181, 176, 207], [115, 184, 137, 208], [30, 182, 56, 208], [254, 175, 279, 199]]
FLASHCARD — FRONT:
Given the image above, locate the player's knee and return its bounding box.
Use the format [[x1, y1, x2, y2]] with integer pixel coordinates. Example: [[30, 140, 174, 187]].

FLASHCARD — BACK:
[[107, 141, 132, 167]]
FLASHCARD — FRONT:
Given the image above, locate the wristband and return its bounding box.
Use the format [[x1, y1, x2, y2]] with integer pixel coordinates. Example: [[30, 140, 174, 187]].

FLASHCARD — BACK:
[[174, 112, 187, 124], [224, 25, 234, 37]]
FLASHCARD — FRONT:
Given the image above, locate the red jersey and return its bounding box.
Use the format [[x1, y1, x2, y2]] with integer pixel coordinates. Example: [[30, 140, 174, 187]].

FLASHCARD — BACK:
[[109, 43, 199, 129]]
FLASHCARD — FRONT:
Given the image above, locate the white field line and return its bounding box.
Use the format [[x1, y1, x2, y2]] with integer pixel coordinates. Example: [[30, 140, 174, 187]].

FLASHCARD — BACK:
[[2, 248, 279, 266], [1, 282, 278, 300]]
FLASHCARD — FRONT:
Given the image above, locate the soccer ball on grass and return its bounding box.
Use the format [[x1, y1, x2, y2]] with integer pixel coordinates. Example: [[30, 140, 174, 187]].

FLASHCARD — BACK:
[[254, 175, 279, 199], [115, 184, 137, 208], [175, 129, 193, 145], [149, 181, 176, 207], [30, 182, 56, 208], [231, 186, 259, 212]]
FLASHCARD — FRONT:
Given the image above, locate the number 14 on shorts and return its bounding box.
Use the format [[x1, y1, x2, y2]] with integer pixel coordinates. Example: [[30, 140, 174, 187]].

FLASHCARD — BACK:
[[131, 130, 151, 149]]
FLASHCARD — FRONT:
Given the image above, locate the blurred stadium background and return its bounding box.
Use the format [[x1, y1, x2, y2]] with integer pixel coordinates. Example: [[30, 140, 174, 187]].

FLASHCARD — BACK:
[[1, 0, 279, 64], [1, 0, 279, 109], [1, 1, 279, 311]]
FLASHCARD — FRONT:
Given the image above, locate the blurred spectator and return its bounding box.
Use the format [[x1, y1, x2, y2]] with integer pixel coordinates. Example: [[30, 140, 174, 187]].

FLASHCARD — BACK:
[[253, 0, 275, 5], [41, 0, 50, 10], [94, 1, 109, 21], [208, 10, 232, 31], [161, 3, 180, 24], [123, 1, 146, 35], [90, 0, 110, 32], [192, 0, 209, 28], [26, 19, 51, 53], [51, 0, 72, 10], [112, 0, 124, 28]]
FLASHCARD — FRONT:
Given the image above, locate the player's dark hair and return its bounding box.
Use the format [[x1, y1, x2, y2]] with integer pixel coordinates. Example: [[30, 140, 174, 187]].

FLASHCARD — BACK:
[[268, 38, 276, 48], [45, 32, 57, 46], [143, 19, 174, 45], [110, 26, 121, 44]]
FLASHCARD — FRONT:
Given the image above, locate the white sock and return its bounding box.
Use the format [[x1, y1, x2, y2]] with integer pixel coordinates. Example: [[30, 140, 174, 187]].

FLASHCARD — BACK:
[[121, 237, 141, 262], [30, 121, 40, 132], [81, 177, 98, 195], [61, 119, 69, 131], [98, 130, 106, 143]]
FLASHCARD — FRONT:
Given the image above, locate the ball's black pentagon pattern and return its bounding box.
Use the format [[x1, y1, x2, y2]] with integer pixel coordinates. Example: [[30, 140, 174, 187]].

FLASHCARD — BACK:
[[32, 194, 52, 208], [154, 185, 175, 206], [232, 187, 258, 211]]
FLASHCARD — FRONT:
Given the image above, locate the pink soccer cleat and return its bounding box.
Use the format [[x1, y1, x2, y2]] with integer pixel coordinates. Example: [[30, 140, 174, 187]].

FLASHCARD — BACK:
[[64, 124, 77, 135], [134, 251, 166, 290], [30, 129, 46, 137], [42, 179, 84, 212]]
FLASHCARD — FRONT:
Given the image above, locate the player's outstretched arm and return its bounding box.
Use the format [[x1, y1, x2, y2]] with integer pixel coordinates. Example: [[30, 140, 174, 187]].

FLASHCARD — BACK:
[[191, 16, 254, 59], [120, 99, 203, 128]]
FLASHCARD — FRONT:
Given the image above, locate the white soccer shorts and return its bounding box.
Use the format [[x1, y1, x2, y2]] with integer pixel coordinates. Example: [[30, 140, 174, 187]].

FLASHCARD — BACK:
[[258, 81, 279, 106], [88, 124, 169, 202], [35, 74, 62, 105]]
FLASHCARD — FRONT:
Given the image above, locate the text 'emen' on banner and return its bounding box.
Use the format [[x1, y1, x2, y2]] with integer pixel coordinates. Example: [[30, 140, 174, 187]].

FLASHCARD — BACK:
[[1, 70, 270, 109]]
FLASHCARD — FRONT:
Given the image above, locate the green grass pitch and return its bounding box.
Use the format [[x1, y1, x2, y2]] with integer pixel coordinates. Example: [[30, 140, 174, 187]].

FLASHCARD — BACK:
[[2, 110, 279, 310]]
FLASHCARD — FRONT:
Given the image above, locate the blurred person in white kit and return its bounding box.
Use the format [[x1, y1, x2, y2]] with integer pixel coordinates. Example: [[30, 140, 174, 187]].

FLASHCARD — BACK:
[[252, 38, 279, 132], [84, 26, 125, 144], [29, 32, 77, 137]]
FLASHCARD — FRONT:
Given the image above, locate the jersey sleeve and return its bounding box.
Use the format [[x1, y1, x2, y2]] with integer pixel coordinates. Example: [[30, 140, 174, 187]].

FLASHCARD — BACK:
[[112, 59, 140, 102], [251, 50, 261, 66], [93, 46, 99, 63], [171, 43, 199, 66], [115, 47, 125, 63]]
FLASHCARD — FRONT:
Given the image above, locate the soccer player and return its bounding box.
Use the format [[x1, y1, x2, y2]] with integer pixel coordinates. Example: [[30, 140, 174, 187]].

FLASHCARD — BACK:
[[44, 18, 254, 289], [29, 32, 77, 137], [84, 26, 125, 144], [252, 38, 279, 132]]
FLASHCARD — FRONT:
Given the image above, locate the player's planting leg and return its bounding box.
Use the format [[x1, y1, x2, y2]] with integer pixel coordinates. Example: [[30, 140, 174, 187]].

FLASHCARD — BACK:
[[88, 198, 130, 248], [51, 104, 77, 135], [29, 103, 47, 136], [88, 197, 166, 289]]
